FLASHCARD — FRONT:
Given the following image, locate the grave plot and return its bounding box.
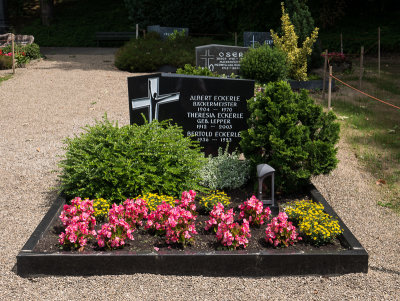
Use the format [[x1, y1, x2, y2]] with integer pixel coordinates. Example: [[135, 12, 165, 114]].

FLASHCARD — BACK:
[[17, 74, 368, 277], [16, 184, 368, 277]]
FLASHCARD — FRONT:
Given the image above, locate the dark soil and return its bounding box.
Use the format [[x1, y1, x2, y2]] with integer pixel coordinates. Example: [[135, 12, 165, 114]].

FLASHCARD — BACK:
[[33, 188, 346, 254]]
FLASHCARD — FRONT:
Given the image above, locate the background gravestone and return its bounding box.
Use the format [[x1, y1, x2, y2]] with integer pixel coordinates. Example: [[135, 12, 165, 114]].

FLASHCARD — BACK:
[[243, 32, 273, 47], [0, 0, 8, 34], [195, 44, 249, 75], [128, 73, 254, 155], [147, 25, 189, 39]]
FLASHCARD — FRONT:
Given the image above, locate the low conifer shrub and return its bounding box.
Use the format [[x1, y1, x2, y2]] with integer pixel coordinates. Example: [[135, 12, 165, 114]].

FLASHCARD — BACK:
[[240, 81, 340, 193]]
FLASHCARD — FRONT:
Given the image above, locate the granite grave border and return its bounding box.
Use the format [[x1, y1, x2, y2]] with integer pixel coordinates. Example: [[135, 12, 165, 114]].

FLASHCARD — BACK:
[[16, 184, 368, 277]]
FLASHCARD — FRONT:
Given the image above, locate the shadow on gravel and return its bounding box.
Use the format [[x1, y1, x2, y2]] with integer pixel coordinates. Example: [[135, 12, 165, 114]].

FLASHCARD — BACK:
[[370, 265, 400, 276], [42, 183, 62, 208], [38, 47, 123, 72]]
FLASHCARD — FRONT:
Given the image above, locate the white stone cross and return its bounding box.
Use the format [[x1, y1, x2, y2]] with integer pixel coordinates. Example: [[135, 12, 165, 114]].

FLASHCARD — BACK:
[[200, 49, 215, 71], [131, 77, 180, 122], [251, 35, 256, 48]]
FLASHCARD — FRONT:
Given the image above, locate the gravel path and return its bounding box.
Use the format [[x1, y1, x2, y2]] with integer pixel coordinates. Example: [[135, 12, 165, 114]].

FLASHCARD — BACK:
[[0, 48, 399, 300]]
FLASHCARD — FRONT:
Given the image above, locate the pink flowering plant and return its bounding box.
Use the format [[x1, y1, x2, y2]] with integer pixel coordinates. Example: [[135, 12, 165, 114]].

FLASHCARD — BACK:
[[216, 219, 251, 250], [204, 202, 234, 233], [145, 191, 198, 247], [238, 195, 271, 227], [97, 219, 134, 249], [175, 190, 197, 216], [145, 201, 173, 235], [265, 212, 301, 247], [164, 206, 197, 246], [96, 202, 139, 249], [123, 198, 149, 228], [58, 197, 97, 249]]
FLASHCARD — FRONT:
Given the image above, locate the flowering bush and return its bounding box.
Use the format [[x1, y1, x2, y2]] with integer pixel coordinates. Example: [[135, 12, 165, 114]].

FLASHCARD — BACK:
[[123, 198, 148, 228], [97, 219, 134, 249], [164, 206, 197, 246], [216, 219, 251, 250], [93, 198, 110, 221], [58, 197, 97, 249], [175, 190, 197, 215], [284, 199, 324, 222], [265, 212, 301, 247], [0, 49, 29, 67], [136, 192, 175, 212], [198, 190, 230, 213], [146, 191, 198, 247], [145, 201, 174, 235], [321, 52, 348, 64], [204, 203, 234, 233], [238, 196, 271, 227], [285, 199, 343, 246]]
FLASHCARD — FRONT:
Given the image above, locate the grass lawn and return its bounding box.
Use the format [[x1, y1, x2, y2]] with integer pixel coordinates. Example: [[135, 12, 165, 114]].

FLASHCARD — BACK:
[[314, 55, 400, 213]]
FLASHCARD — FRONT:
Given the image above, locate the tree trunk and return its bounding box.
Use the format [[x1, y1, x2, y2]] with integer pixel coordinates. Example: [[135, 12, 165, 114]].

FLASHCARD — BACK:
[[40, 0, 54, 26]]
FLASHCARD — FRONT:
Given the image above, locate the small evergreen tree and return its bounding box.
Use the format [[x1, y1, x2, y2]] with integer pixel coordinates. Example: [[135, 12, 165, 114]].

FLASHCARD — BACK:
[[240, 81, 340, 193], [284, 0, 315, 44], [270, 3, 318, 81]]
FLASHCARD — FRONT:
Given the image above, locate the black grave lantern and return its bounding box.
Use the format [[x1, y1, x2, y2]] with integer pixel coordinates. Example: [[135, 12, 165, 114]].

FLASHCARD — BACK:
[[257, 164, 275, 207]]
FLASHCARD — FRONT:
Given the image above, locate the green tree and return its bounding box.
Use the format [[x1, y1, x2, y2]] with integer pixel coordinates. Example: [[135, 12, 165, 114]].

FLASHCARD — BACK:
[[240, 81, 340, 193], [270, 3, 318, 80], [284, 0, 314, 44]]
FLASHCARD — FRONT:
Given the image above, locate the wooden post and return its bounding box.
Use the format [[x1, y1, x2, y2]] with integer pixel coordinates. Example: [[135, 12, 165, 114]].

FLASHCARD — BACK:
[[234, 32, 237, 46], [378, 27, 381, 76], [136, 24, 139, 39], [328, 65, 332, 110], [322, 49, 328, 98], [142, 29, 146, 38], [12, 33, 15, 74], [359, 46, 364, 89], [340, 33, 343, 54]]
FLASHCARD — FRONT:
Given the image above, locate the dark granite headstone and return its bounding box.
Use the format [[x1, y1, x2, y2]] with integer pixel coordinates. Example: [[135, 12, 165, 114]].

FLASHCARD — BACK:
[[0, 0, 8, 34], [243, 32, 273, 47], [195, 44, 249, 75], [128, 73, 254, 155], [147, 25, 189, 40]]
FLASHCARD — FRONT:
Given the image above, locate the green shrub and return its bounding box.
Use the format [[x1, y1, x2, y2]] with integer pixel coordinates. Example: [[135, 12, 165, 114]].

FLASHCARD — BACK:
[[0, 56, 12, 70], [114, 37, 164, 72], [114, 36, 212, 72], [23, 43, 42, 59], [239, 44, 289, 83], [240, 81, 340, 193], [167, 29, 187, 41], [58, 115, 206, 202], [199, 146, 251, 190], [177, 64, 218, 77], [284, 0, 315, 45]]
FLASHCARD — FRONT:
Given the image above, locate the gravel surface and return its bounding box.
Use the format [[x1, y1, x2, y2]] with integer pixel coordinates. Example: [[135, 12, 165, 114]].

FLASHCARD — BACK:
[[0, 47, 399, 300]]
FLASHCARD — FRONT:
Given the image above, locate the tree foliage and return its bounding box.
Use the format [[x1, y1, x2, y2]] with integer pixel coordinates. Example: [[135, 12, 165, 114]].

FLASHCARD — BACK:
[[240, 81, 340, 193], [271, 3, 318, 81]]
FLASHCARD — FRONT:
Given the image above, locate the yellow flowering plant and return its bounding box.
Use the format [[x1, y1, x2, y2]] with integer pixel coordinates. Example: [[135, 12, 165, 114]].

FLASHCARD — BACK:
[[270, 3, 318, 81], [136, 192, 175, 212], [198, 191, 230, 212], [92, 198, 110, 222], [284, 199, 343, 246]]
